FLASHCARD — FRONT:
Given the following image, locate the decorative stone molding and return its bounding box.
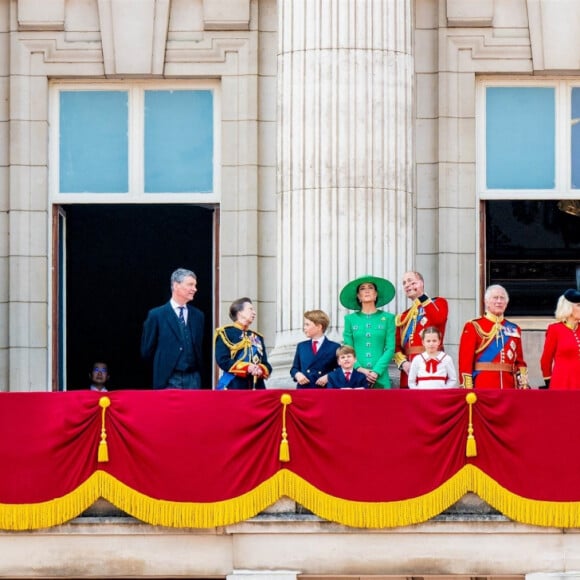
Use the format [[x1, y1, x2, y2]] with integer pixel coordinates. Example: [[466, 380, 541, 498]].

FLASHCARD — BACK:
[[17, 35, 103, 66], [165, 36, 252, 70], [441, 29, 532, 73], [97, 0, 170, 75], [527, 0, 580, 71], [446, 0, 493, 28], [203, 0, 250, 31], [17, 0, 65, 31]]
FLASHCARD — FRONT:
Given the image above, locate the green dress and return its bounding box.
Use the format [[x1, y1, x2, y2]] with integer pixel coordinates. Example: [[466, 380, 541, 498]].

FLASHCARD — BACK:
[[343, 310, 396, 389]]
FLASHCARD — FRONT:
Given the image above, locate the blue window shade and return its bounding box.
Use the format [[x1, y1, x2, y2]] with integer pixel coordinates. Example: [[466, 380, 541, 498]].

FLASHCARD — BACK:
[[144, 90, 214, 193], [571, 88, 580, 188], [60, 91, 128, 193], [486, 87, 555, 189]]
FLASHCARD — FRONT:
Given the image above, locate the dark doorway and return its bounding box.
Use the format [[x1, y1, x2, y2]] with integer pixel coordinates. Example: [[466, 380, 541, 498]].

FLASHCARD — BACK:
[[63, 204, 215, 390]]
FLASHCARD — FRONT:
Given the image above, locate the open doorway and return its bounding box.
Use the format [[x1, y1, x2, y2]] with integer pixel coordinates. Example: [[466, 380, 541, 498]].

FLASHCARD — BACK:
[[59, 204, 215, 390]]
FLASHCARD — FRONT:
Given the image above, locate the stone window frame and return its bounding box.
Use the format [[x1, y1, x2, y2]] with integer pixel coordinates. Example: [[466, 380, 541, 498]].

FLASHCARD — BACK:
[[476, 77, 580, 201], [48, 79, 222, 205]]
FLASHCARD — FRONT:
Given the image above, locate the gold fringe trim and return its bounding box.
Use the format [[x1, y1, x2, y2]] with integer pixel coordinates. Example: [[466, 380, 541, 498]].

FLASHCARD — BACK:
[[0, 472, 102, 531], [100, 471, 282, 528], [466, 464, 580, 528], [3, 466, 580, 530], [279, 468, 468, 528]]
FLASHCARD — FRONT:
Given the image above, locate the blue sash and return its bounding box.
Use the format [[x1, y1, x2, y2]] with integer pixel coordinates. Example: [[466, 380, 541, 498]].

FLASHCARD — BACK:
[[474, 320, 517, 377], [216, 372, 235, 391], [403, 306, 424, 347]]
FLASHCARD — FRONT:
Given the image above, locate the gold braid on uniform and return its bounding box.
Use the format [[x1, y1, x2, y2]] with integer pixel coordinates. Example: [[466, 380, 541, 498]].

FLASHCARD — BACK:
[[215, 326, 253, 360], [395, 301, 419, 339], [471, 313, 504, 354]]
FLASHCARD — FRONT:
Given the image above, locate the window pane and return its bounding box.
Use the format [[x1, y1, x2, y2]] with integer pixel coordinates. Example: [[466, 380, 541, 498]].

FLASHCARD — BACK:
[[144, 90, 214, 193], [571, 88, 580, 188], [60, 91, 129, 193], [486, 200, 580, 315], [486, 87, 555, 189]]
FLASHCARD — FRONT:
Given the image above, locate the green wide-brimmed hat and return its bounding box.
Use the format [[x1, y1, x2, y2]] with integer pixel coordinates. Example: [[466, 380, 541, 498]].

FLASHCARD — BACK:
[[339, 275, 396, 310]]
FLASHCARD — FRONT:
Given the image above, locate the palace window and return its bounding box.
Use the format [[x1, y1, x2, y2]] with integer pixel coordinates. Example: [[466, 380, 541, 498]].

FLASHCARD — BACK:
[[479, 81, 580, 315], [50, 81, 220, 202]]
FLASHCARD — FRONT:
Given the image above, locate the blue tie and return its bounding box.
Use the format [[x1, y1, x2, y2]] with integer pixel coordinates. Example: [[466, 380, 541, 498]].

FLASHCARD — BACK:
[[178, 306, 186, 325]]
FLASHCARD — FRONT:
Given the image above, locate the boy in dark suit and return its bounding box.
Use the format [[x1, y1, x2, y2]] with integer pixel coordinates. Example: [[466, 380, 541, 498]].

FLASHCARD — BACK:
[[327, 345, 369, 389], [290, 310, 341, 388]]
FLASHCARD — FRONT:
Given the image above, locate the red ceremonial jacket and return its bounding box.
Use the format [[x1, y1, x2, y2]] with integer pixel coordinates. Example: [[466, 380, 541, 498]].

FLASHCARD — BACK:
[[540, 321, 580, 390], [458, 314, 527, 389]]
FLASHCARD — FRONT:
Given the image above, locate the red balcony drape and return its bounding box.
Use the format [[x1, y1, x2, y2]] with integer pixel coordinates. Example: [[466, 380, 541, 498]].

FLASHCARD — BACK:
[[0, 389, 579, 530]]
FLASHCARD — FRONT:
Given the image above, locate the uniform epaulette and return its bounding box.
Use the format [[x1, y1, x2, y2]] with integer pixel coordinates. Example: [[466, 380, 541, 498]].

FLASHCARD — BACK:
[[213, 325, 233, 341]]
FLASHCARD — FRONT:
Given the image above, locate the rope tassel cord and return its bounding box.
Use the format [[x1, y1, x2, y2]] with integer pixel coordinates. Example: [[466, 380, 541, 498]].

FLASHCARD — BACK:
[[279, 393, 292, 462], [465, 392, 477, 458], [98, 396, 111, 463]]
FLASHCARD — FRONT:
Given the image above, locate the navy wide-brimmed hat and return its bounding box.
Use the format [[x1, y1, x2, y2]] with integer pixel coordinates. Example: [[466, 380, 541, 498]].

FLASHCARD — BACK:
[[564, 288, 580, 303], [339, 275, 396, 311]]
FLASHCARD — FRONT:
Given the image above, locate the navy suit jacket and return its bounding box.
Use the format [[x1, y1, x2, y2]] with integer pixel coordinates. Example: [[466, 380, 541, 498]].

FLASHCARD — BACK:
[[327, 368, 369, 389], [141, 302, 204, 389], [290, 337, 341, 388]]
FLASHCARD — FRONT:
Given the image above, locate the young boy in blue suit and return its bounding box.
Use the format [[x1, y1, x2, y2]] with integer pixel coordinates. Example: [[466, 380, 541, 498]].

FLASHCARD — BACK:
[[327, 345, 370, 389], [290, 310, 341, 388]]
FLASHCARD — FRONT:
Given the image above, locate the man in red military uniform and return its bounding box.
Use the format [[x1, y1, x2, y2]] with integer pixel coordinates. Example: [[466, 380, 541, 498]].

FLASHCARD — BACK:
[[458, 284, 528, 389], [394, 271, 449, 388]]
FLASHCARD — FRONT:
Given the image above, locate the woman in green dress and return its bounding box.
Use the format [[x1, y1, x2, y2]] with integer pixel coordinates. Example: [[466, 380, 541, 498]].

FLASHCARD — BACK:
[[340, 275, 396, 389]]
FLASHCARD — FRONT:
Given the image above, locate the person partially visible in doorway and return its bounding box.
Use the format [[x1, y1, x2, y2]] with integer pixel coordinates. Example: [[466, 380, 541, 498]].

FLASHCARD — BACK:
[[89, 361, 110, 392], [327, 345, 370, 389], [214, 297, 271, 390], [540, 288, 580, 389], [141, 268, 205, 389], [394, 271, 449, 388], [458, 285, 528, 389], [408, 327, 457, 389], [290, 309, 341, 388]]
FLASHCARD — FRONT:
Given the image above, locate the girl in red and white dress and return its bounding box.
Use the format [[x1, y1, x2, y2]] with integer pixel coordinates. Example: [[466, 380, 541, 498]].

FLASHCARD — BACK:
[[408, 327, 458, 389]]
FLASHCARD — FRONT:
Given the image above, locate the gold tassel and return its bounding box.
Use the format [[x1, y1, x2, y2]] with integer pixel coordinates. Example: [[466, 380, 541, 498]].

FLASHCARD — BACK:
[[279, 393, 292, 462], [98, 396, 111, 463], [465, 392, 477, 457]]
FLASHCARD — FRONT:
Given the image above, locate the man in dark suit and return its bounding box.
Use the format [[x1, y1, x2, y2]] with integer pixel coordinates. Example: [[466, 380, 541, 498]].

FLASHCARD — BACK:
[[141, 268, 205, 389], [290, 310, 341, 388]]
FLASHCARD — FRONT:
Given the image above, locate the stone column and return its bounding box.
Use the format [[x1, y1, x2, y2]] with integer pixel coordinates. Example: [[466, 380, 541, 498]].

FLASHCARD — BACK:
[[269, 0, 414, 386]]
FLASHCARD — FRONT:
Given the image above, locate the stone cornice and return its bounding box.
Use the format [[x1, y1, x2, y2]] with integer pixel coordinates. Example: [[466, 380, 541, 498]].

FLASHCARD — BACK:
[[440, 28, 532, 73]]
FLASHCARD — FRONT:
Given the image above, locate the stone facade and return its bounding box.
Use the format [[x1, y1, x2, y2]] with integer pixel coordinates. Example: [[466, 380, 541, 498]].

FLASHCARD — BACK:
[[1, 0, 580, 576], [0, 0, 573, 391]]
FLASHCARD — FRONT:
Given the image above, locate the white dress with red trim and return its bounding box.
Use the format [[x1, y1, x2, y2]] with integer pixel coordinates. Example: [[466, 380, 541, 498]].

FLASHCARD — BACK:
[[408, 351, 458, 389]]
